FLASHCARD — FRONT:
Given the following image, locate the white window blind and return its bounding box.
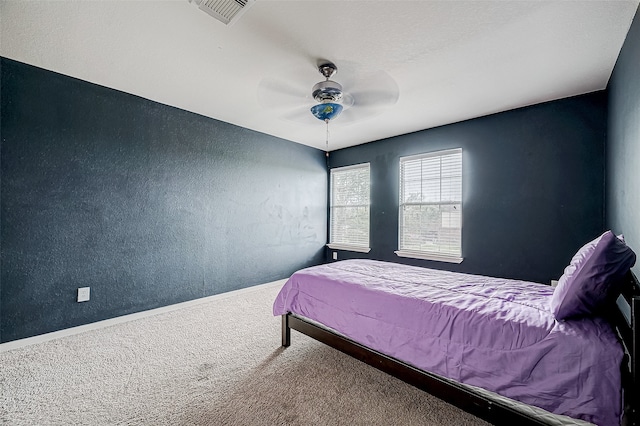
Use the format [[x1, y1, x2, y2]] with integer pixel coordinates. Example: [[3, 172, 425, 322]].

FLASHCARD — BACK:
[[328, 163, 370, 252], [397, 148, 462, 262]]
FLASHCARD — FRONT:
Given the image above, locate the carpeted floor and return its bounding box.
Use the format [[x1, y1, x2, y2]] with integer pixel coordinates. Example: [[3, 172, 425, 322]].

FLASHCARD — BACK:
[[0, 281, 490, 425]]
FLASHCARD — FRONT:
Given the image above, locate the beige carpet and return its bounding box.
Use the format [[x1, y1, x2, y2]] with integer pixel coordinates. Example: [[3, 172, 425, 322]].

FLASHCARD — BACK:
[[0, 281, 490, 426]]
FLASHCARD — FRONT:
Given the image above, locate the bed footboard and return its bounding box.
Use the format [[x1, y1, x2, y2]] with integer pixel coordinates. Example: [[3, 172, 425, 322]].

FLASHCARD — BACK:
[[615, 272, 639, 426], [633, 295, 638, 426]]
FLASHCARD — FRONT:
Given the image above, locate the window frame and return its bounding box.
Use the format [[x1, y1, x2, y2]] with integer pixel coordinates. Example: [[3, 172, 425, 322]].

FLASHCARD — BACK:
[[327, 163, 371, 253], [395, 148, 463, 263]]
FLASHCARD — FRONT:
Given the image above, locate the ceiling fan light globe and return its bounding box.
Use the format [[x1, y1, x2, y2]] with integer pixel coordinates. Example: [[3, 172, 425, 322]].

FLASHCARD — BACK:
[[310, 103, 343, 121]]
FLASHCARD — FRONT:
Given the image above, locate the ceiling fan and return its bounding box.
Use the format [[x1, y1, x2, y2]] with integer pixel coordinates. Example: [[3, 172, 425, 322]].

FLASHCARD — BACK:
[[309, 61, 348, 122], [257, 59, 400, 128]]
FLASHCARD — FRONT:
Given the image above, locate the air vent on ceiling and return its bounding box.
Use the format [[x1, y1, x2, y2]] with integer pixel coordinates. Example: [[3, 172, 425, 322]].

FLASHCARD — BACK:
[[189, 0, 254, 26]]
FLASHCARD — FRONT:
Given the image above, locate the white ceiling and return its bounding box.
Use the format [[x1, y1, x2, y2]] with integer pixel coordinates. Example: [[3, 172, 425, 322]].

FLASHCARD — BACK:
[[1, 1, 638, 151]]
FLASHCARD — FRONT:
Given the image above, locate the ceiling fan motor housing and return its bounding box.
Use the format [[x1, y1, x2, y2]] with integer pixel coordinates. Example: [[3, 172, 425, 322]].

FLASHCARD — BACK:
[[312, 80, 343, 103]]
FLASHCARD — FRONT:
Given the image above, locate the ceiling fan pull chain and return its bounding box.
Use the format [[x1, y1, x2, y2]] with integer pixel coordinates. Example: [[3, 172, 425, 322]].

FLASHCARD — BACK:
[[325, 119, 330, 157]]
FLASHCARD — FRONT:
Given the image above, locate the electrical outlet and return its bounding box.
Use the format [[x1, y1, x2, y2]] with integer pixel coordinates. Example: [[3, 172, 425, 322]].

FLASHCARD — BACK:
[[77, 287, 90, 302], [332, 252, 338, 260]]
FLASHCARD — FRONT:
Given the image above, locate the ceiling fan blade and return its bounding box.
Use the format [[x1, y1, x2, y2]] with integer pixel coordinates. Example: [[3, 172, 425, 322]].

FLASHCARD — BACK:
[[341, 67, 399, 107], [327, 62, 400, 125], [257, 77, 311, 110], [349, 90, 399, 108], [281, 107, 317, 124], [336, 101, 393, 125], [338, 106, 371, 124], [341, 92, 355, 108]]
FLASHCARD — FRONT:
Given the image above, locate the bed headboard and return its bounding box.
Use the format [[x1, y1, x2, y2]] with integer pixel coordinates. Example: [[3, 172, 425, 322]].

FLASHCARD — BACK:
[[614, 270, 639, 426]]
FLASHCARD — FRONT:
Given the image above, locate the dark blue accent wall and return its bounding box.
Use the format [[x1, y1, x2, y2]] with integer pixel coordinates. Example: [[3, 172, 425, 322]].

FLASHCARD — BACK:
[[607, 5, 640, 276], [328, 93, 607, 284], [0, 58, 327, 343]]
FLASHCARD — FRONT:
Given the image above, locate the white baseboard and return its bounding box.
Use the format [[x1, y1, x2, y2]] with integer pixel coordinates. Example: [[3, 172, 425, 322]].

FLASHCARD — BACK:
[[0, 279, 286, 353]]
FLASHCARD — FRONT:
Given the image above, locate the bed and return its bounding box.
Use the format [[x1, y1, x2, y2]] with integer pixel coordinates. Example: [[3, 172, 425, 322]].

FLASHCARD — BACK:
[[273, 231, 638, 426]]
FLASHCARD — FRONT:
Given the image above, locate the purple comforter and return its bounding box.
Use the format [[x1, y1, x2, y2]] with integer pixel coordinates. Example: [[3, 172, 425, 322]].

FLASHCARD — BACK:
[[273, 260, 623, 426]]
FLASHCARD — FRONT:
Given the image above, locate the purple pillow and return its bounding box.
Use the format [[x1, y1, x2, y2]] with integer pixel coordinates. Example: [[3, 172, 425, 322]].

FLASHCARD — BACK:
[[550, 230, 636, 320]]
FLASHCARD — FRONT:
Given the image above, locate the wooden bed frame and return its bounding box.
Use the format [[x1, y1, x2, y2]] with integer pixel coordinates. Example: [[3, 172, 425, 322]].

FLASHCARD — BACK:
[[281, 271, 639, 426]]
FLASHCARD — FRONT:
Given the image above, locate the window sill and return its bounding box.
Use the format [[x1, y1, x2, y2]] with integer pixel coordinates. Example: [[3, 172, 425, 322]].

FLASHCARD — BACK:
[[394, 250, 463, 264], [327, 244, 371, 253]]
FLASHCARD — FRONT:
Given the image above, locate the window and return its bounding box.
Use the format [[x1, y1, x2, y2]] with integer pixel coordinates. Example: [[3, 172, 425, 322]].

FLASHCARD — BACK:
[[396, 148, 462, 263], [328, 163, 371, 253]]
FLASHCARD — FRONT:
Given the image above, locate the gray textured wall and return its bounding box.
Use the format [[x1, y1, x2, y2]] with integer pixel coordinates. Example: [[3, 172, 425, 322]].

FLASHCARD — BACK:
[[607, 5, 640, 276], [1, 58, 327, 343], [328, 92, 607, 285]]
